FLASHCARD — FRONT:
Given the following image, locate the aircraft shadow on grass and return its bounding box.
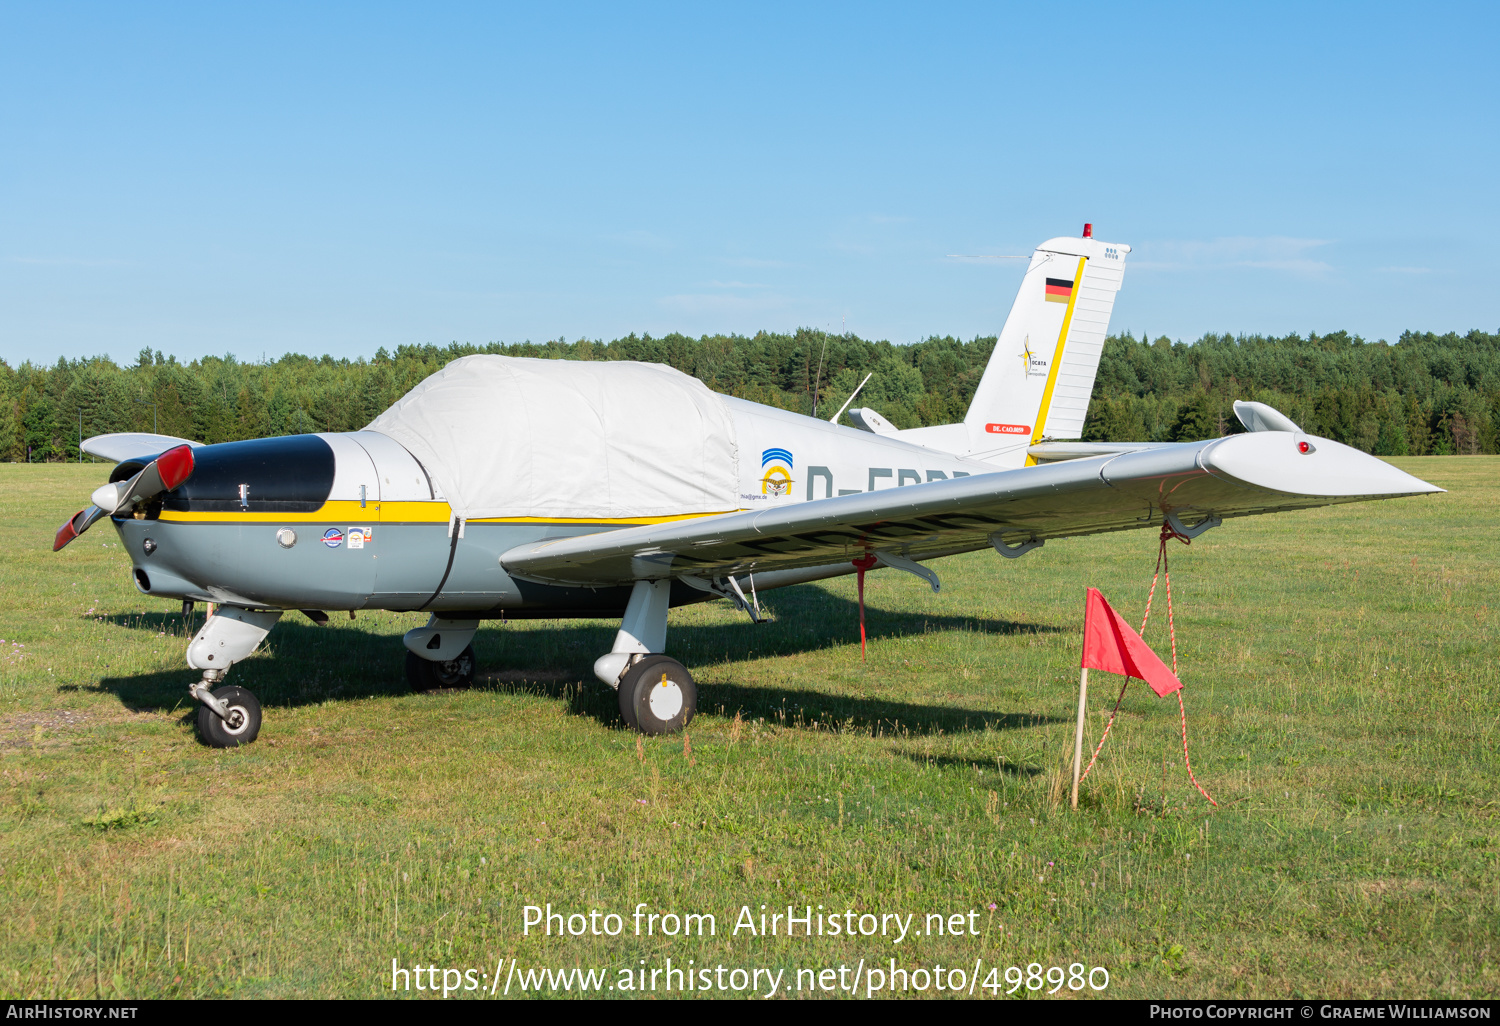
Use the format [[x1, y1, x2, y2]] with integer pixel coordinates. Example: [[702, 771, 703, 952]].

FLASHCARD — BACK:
[[489, 676, 1060, 740], [891, 751, 1046, 778], [79, 587, 1065, 739]]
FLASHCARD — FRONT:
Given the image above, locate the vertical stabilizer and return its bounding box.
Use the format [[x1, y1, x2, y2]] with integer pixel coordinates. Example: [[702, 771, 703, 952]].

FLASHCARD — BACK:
[[964, 233, 1129, 465], [896, 229, 1130, 467]]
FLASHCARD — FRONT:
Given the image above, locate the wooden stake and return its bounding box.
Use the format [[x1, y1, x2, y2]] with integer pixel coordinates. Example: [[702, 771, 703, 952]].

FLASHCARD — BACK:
[[1071, 666, 1089, 809]]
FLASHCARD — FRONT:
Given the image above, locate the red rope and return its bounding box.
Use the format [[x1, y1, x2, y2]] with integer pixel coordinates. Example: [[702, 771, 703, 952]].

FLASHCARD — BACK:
[[852, 554, 877, 661], [1078, 521, 1217, 807], [1176, 693, 1216, 806]]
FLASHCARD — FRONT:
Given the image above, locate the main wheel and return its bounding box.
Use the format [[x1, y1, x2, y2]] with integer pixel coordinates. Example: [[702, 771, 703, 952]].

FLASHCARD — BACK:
[[617, 656, 696, 735], [197, 685, 262, 748], [406, 645, 476, 692]]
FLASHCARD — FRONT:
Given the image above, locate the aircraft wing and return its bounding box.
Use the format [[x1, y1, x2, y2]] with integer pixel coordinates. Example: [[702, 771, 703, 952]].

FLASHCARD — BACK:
[[82, 432, 203, 464], [499, 432, 1442, 587]]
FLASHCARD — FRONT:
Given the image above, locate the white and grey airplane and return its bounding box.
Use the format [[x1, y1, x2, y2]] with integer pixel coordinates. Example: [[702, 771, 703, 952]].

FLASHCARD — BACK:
[[53, 227, 1442, 747]]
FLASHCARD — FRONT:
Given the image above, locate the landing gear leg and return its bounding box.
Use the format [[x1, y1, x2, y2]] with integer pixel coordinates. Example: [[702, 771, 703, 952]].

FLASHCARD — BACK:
[[405, 646, 476, 691], [184, 608, 282, 748], [402, 617, 479, 692], [593, 580, 696, 734]]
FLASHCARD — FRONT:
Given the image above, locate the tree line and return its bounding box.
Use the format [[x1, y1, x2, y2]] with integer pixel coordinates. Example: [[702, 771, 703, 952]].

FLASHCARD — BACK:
[[3, 327, 1498, 462]]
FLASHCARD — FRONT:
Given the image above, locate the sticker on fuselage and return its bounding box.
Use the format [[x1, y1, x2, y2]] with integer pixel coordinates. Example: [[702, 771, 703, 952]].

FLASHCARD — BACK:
[[322, 527, 344, 549], [761, 447, 794, 497], [348, 527, 371, 549]]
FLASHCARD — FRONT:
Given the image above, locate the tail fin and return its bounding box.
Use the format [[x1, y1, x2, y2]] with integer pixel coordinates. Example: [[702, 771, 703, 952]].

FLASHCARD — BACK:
[[964, 232, 1129, 465], [897, 230, 1130, 466]]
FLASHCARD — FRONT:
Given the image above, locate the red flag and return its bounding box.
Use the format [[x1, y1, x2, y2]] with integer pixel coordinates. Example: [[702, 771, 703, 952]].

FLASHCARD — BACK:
[[1081, 587, 1182, 698]]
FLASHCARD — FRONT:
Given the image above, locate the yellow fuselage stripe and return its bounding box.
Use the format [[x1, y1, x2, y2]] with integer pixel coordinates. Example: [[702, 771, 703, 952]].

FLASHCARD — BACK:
[[1026, 255, 1088, 466], [156, 500, 733, 526]]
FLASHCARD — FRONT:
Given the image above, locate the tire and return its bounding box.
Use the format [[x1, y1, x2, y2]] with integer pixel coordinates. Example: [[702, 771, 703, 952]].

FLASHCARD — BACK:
[[197, 685, 262, 748], [406, 645, 477, 692], [618, 656, 696, 735]]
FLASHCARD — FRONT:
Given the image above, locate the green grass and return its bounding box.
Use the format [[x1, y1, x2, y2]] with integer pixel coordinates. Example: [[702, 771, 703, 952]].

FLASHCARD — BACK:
[[0, 458, 1495, 999]]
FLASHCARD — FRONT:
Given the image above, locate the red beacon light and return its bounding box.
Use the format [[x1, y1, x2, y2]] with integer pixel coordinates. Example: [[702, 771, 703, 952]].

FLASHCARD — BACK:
[[1082, 223, 1093, 238], [1297, 440, 1315, 454]]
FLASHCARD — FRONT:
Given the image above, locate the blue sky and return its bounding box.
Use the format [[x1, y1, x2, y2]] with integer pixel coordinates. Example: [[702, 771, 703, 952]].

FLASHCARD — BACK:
[[1, 2, 1495, 364]]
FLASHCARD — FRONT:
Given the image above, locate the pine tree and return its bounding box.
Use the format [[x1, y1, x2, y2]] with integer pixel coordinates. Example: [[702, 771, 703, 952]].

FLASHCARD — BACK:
[[0, 368, 18, 461], [1170, 390, 1220, 441]]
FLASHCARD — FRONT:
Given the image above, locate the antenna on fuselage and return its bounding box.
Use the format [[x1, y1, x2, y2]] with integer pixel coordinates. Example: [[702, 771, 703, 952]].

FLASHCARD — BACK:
[[828, 372, 873, 425], [811, 333, 830, 418]]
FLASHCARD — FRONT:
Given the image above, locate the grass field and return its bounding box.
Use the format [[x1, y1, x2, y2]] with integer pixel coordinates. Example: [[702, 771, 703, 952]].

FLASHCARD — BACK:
[[0, 458, 1495, 999]]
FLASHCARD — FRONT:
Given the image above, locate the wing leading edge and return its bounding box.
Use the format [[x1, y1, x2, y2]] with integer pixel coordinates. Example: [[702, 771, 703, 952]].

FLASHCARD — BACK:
[[500, 432, 1442, 587]]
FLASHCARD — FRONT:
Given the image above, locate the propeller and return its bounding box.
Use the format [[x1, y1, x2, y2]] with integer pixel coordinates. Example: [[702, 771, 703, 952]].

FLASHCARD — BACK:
[[53, 444, 195, 551]]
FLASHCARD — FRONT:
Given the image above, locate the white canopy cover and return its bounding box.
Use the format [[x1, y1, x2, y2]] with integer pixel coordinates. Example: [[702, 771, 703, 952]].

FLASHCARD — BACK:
[[365, 355, 740, 520]]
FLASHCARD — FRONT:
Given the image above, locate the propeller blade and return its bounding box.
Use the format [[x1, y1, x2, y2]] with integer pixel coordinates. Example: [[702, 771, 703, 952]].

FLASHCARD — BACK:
[[54, 506, 109, 551], [53, 443, 196, 551], [89, 444, 196, 515]]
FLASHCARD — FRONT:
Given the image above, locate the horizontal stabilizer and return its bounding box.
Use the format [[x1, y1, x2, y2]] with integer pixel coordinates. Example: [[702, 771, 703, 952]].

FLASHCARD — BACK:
[[1026, 440, 1181, 464], [1234, 401, 1302, 433], [847, 408, 899, 436]]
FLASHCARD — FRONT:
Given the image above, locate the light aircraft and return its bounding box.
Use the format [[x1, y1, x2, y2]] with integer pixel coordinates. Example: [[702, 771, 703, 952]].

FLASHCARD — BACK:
[[53, 226, 1442, 747]]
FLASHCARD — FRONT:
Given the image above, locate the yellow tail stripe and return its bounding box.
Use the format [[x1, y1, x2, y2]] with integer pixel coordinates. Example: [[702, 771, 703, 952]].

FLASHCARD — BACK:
[[1026, 255, 1089, 466]]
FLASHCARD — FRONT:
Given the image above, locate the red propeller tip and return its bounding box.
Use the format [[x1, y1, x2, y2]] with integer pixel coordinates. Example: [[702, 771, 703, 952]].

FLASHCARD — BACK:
[[53, 511, 84, 552], [157, 444, 195, 491]]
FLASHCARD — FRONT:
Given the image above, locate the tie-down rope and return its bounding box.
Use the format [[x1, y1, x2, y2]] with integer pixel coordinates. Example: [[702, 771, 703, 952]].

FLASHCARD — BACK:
[[1078, 521, 1217, 807]]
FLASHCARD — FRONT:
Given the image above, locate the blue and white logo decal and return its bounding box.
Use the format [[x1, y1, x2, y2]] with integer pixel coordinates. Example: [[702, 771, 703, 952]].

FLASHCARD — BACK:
[[760, 447, 794, 497], [322, 527, 344, 549]]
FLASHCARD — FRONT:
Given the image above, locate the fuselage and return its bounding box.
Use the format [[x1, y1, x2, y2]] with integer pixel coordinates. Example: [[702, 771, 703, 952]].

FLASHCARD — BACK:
[[115, 396, 993, 617]]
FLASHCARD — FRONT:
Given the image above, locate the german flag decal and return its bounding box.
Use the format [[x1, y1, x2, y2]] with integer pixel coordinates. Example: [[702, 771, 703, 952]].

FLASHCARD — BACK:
[[1044, 277, 1074, 304]]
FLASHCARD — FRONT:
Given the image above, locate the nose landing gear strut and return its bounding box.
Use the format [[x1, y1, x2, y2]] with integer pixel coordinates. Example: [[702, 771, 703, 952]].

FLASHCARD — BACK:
[[184, 607, 282, 748], [191, 672, 262, 747]]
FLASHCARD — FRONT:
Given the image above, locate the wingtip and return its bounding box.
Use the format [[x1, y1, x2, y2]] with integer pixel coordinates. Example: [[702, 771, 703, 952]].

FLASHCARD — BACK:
[[1381, 466, 1444, 495], [1207, 433, 1453, 500]]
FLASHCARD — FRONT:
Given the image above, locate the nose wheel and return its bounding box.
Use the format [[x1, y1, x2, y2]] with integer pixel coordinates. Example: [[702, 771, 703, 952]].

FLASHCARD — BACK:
[[196, 684, 262, 748], [618, 655, 696, 735], [185, 609, 282, 748]]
